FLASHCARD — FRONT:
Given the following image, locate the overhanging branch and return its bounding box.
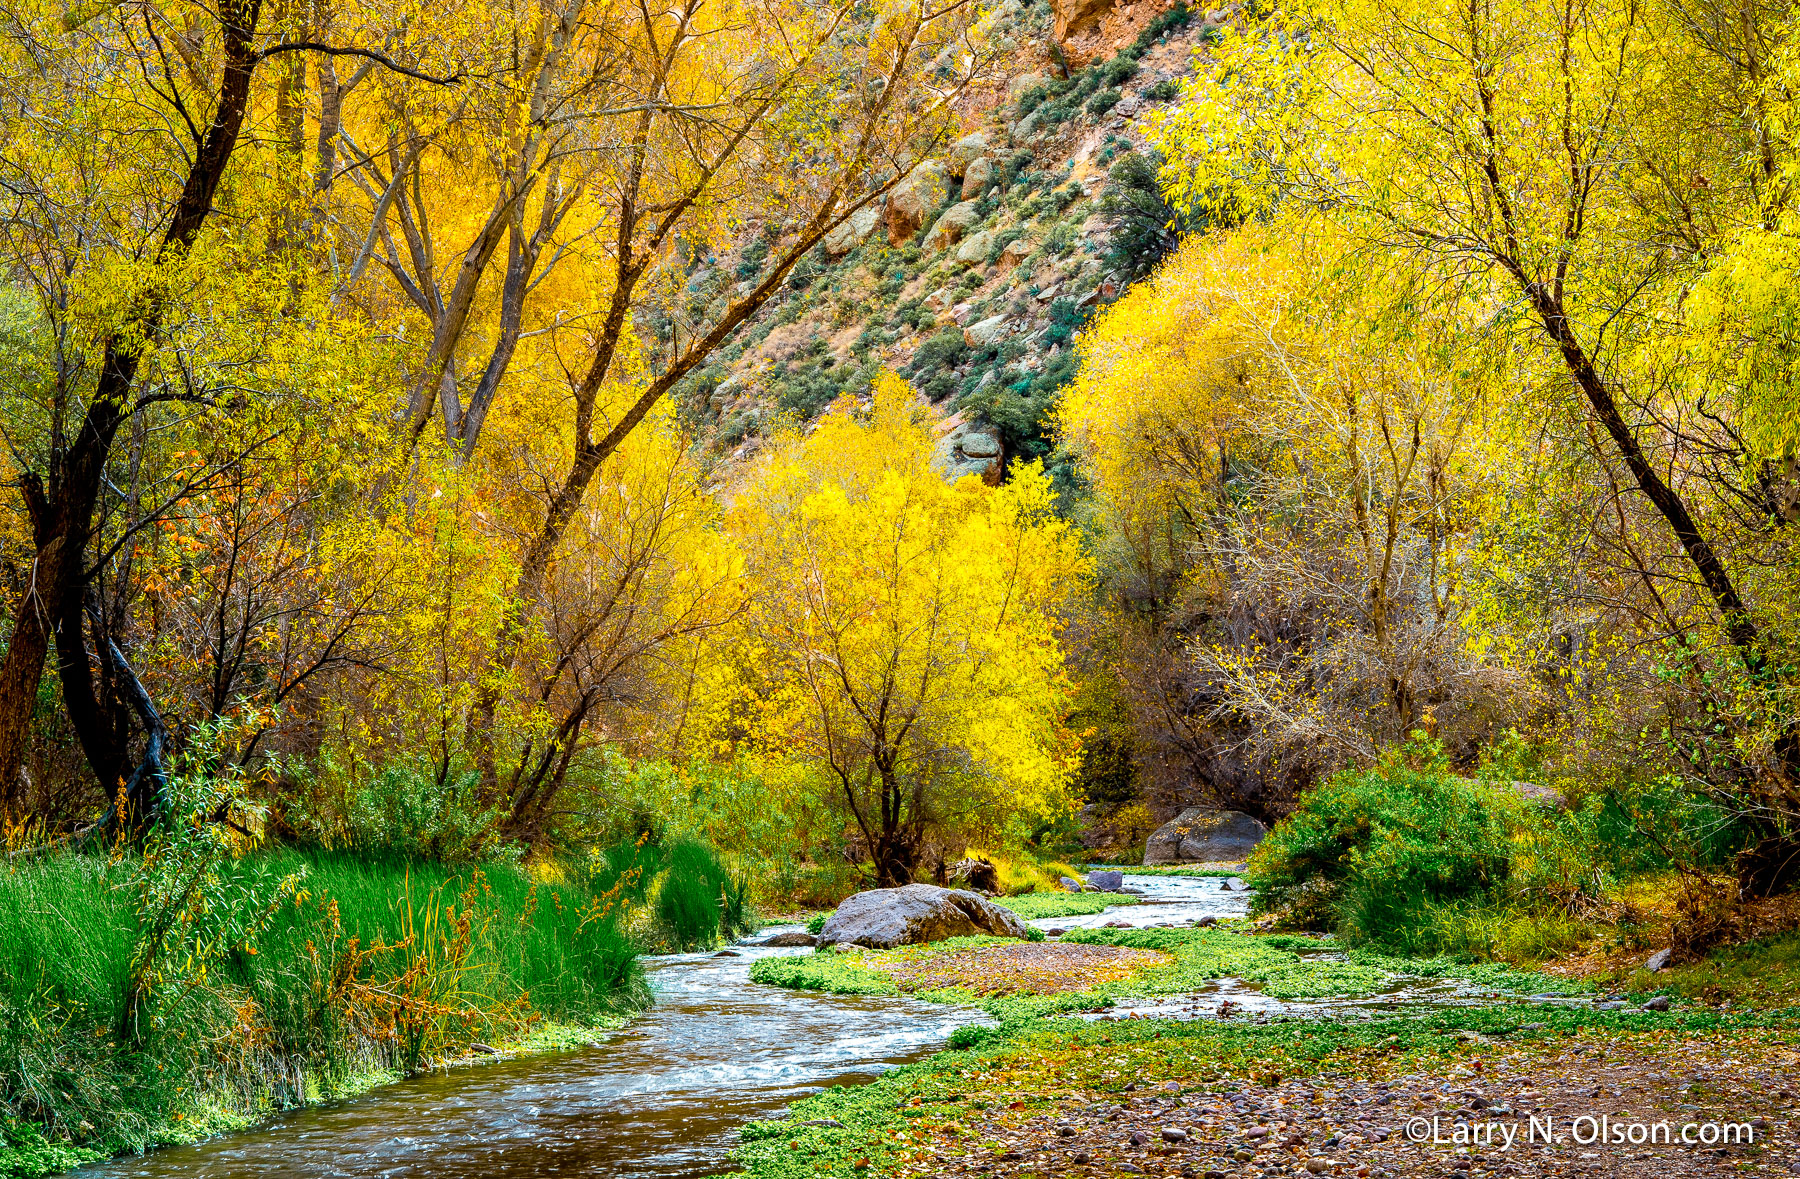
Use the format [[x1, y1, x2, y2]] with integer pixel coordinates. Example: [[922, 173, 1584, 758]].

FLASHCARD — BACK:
[[252, 41, 463, 85]]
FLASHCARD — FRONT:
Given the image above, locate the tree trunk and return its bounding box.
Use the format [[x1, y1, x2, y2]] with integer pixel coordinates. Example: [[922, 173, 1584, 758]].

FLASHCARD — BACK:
[[0, 0, 266, 813], [1528, 287, 1758, 654]]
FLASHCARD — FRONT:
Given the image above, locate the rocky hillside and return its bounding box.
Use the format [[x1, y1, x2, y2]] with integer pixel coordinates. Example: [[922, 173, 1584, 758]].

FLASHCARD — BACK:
[[668, 0, 1230, 486]]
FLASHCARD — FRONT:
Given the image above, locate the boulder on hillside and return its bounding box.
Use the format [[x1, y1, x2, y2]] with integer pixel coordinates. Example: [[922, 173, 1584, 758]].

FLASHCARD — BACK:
[[931, 421, 1005, 482], [996, 236, 1031, 276], [1143, 807, 1268, 865], [962, 313, 1010, 347], [815, 884, 1032, 948], [824, 201, 885, 257], [924, 201, 981, 251], [1053, 0, 1113, 40], [948, 132, 992, 175], [956, 230, 997, 267], [1007, 72, 1048, 103], [961, 157, 995, 200], [886, 162, 949, 244]]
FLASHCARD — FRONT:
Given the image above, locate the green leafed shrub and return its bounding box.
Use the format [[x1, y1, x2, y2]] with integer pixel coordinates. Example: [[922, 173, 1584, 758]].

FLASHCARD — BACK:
[[1247, 739, 1524, 947], [906, 327, 969, 383]]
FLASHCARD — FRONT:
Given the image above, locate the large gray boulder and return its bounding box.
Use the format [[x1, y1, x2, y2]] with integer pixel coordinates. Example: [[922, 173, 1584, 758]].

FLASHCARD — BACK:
[[1143, 808, 1268, 865], [948, 132, 992, 174], [955, 230, 997, 268], [962, 313, 1010, 347], [1086, 869, 1124, 891], [815, 884, 1033, 948]]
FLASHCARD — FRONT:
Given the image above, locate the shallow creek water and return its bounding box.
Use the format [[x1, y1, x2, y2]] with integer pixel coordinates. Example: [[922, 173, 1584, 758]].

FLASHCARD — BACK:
[[75, 874, 1556, 1178]]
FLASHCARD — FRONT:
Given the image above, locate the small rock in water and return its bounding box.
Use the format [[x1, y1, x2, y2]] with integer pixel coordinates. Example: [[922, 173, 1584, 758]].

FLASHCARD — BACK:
[[1087, 869, 1124, 891], [1194, 916, 1217, 928], [759, 930, 817, 947], [469, 1043, 496, 1055], [713, 949, 741, 957]]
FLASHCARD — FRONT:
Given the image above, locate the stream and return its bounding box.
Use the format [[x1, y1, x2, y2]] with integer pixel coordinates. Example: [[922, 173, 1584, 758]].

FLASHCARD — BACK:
[[77, 873, 1535, 1178]]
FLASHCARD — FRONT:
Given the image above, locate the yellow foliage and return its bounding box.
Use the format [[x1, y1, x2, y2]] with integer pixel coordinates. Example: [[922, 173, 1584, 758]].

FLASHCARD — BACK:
[[699, 375, 1090, 880]]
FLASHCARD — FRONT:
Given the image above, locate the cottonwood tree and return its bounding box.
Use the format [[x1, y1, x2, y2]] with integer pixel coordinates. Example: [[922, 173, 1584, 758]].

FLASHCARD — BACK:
[[314, 0, 999, 800], [1154, 0, 1800, 889], [1060, 219, 1528, 814], [720, 378, 1085, 885], [0, 0, 456, 823]]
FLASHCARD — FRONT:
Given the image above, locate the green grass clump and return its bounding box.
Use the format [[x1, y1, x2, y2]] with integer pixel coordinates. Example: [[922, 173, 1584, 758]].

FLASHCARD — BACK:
[[655, 837, 757, 950], [0, 845, 672, 1174]]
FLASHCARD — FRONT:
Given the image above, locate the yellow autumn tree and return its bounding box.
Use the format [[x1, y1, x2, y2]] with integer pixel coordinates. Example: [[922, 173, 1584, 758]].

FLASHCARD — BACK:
[[717, 377, 1087, 885], [1152, 0, 1799, 724], [1059, 215, 1535, 793]]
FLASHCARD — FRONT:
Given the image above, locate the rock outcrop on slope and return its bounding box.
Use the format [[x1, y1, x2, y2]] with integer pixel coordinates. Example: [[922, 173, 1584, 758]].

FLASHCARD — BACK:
[[675, 0, 1228, 484], [815, 884, 1034, 948]]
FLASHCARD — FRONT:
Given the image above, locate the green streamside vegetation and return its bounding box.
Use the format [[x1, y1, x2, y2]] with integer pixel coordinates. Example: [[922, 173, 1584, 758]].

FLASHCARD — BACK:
[[0, 835, 751, 1177], [748, 926, 1592, 1030]]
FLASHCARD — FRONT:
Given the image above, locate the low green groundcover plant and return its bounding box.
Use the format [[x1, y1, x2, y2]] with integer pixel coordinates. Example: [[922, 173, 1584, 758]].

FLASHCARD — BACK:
[[750, 925, 1588, 1028]]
